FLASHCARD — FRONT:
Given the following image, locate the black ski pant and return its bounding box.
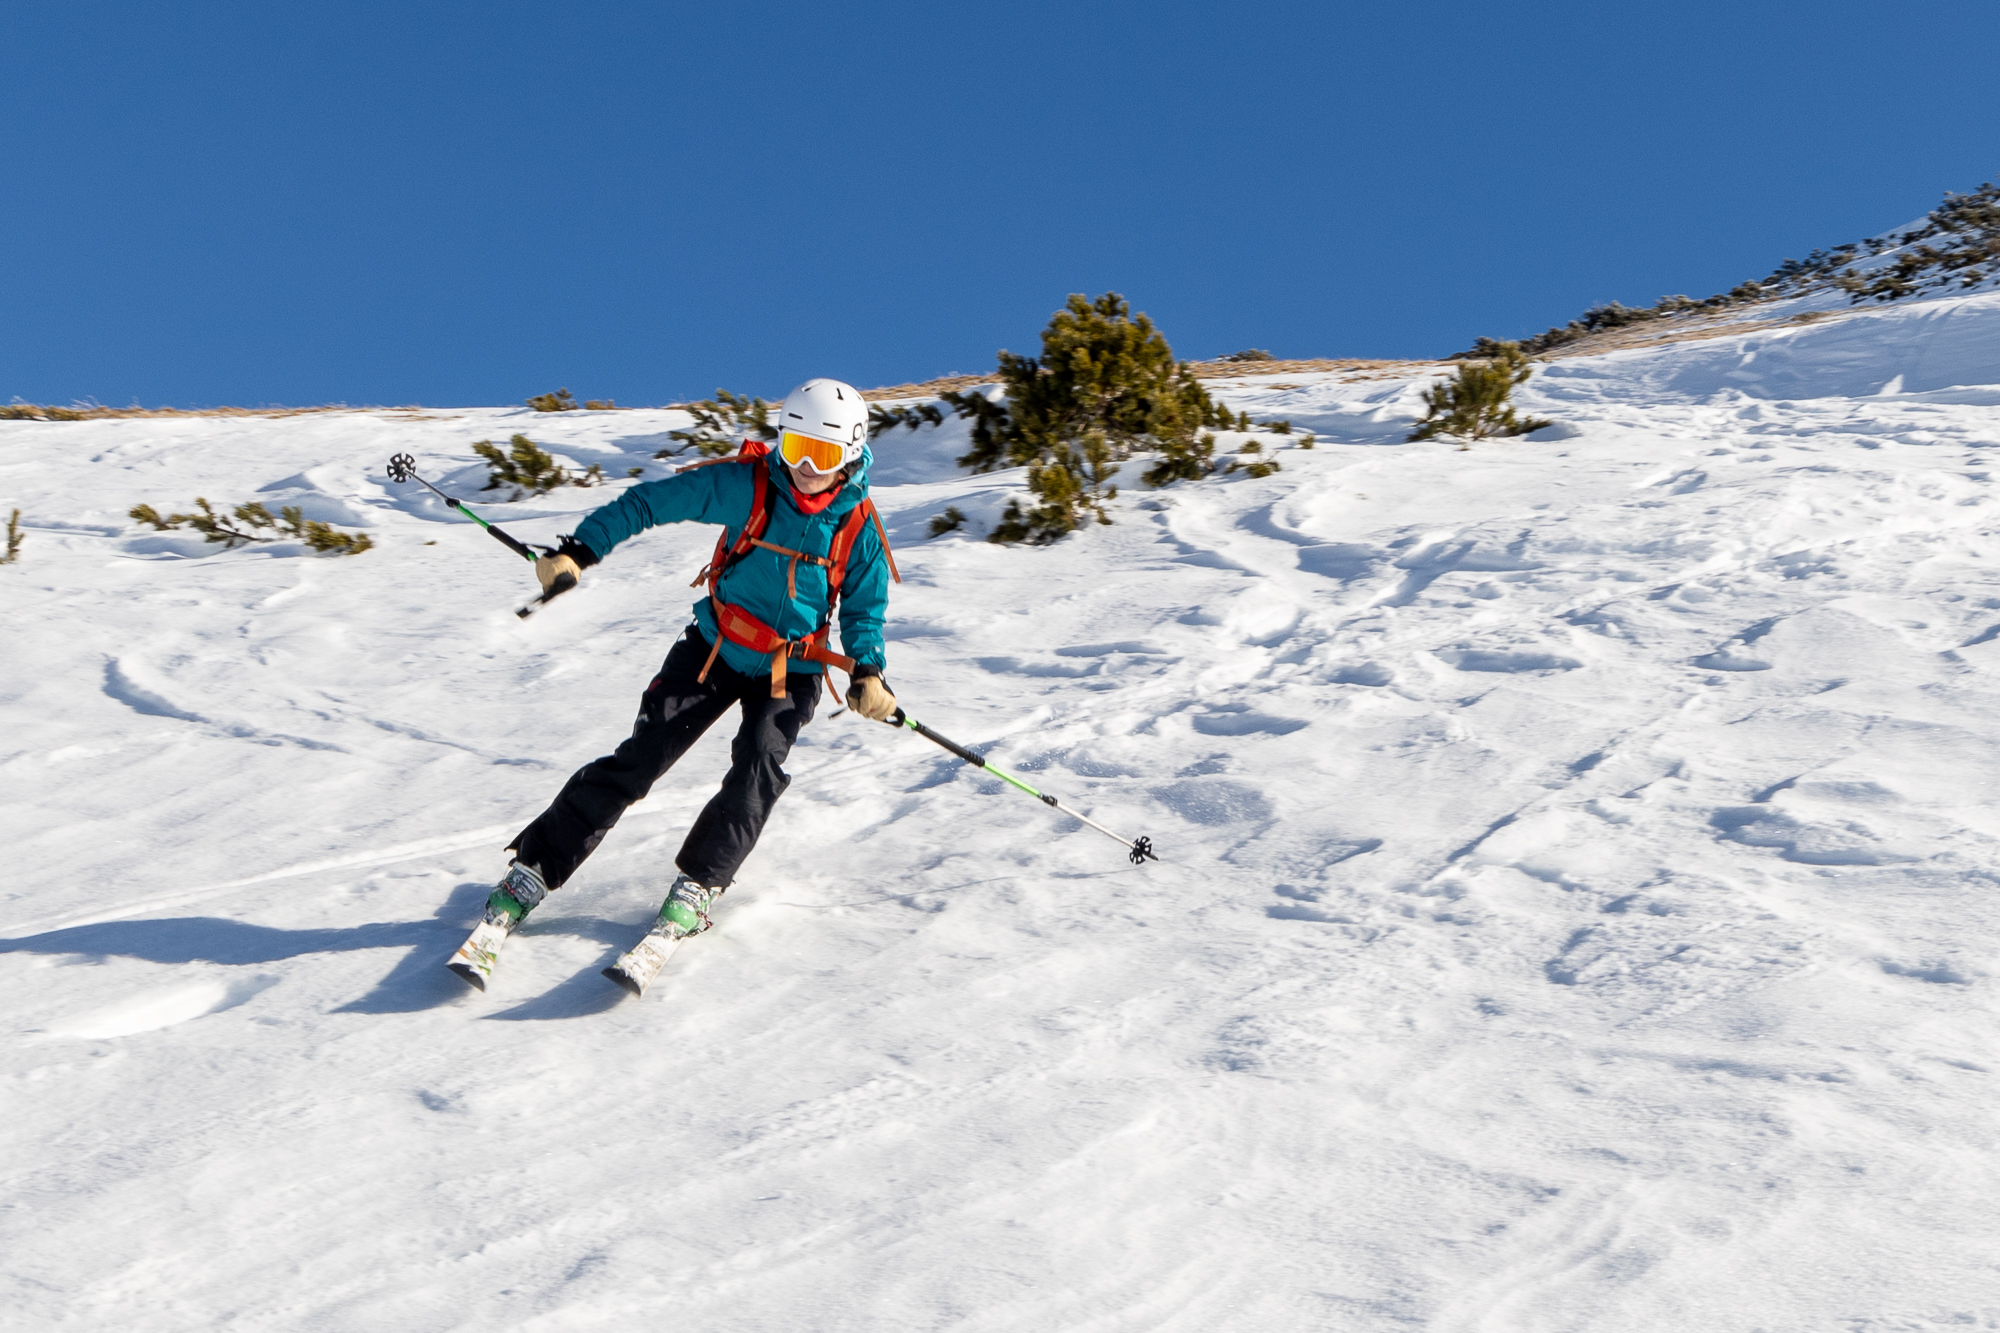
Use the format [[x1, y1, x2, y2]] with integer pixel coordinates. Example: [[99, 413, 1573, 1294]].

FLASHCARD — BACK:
[[510, 625, 822, 892]]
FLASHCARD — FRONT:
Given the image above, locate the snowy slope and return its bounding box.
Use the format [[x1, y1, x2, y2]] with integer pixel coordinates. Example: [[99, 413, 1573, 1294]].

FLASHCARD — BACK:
[[6, 291, 2000, 1331]]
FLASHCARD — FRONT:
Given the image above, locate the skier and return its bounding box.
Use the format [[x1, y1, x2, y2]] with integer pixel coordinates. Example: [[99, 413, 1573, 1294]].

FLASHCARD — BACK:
[[448, 378, 900, 994]]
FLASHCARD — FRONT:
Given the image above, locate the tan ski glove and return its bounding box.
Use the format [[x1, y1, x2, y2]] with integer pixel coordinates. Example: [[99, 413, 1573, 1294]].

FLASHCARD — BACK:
[[846, 671, 898, 721], [535, 552, 581, 593]]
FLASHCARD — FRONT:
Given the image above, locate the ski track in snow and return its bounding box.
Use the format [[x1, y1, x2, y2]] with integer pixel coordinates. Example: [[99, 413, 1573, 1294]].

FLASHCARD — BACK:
[[6, 293, 2000, 1328]]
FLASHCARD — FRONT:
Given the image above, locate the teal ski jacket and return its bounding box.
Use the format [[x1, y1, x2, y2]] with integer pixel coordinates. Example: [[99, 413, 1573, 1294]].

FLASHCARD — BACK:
[[571, 445, 890, 681]]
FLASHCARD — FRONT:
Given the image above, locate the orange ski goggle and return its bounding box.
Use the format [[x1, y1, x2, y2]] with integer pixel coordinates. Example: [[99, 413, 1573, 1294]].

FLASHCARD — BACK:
[[779, 430, 853, 474]]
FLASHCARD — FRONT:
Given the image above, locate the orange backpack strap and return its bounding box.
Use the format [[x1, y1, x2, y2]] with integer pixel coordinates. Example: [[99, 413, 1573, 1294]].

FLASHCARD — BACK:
[[864, 499, 900, 584], [823, 503, 869, 602], [688, 456, 773, 592]]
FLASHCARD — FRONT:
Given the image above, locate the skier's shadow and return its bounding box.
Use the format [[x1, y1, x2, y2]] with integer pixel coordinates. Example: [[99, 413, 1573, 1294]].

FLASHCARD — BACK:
[[478, 912, 636, 1021], [0, 882, 486, 1014]]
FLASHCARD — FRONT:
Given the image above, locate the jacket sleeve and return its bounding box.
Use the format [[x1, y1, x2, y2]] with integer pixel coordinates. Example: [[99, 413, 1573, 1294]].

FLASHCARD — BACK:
[[571, 465, 744, 561], [837, 510, 890, 674]]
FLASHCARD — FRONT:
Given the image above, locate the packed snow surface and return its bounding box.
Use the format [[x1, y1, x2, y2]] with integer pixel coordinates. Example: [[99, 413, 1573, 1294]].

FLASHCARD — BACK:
[[7, 290, 2000, 1330]]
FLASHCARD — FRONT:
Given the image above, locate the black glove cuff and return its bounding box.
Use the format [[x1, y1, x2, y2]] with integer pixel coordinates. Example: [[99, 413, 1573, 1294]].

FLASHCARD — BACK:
[[556, 535, 600, 568], [851, 663, 883, 681]]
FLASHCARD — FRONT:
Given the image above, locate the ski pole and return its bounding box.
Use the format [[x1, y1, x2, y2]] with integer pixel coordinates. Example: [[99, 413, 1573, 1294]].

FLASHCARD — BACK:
[[386, 453, 576, 618], [882, 707, 1158, 865]]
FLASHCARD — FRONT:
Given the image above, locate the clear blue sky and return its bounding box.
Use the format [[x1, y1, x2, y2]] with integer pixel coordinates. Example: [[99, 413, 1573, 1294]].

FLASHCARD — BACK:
[[4, 0, 1997, 408]]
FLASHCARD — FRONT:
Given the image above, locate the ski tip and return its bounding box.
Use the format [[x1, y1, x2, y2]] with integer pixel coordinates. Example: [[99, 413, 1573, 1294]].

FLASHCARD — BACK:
[[446, 962, 488, 992], [601, 965, 645, 999]]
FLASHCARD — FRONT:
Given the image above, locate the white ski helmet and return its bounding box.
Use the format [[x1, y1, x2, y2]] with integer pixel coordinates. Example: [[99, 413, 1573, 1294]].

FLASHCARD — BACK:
[[777, 378, 869, 474]]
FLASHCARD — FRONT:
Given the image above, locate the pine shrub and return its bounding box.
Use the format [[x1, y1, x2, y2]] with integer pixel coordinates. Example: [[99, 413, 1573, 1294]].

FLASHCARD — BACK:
[[923, 293, 1221, 540], [1223, 443, 1282, 479], [527, 388, 580, 412], [869, 294, 1241, 538], [2, 508, 20, 564], [927, 506, 967, 537], [1835, 179, 2000, 302], [473, 434, 600, 499], [656, 390, 777, 460], [869, 402, 944, 436], [1218, 349, 1276, 362], [991, 431, 1121, 544], [1407, 342, 1552, 447], [129, 499, 373, 554], [1142, 431, 1216, 487], [938, 390, 1012, 472]]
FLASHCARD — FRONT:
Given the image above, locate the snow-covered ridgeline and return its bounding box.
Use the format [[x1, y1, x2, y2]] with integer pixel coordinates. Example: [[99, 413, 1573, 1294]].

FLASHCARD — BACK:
[[4, 290, 2000, 1329]]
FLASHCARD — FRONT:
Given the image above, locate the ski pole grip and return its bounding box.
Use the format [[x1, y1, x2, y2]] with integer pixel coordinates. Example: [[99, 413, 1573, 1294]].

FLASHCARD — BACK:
[[905, 715, 991, 769]]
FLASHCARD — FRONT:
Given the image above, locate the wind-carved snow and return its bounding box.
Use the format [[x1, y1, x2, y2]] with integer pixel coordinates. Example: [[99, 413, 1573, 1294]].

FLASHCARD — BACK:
[[6, 290, 2000, 1328]]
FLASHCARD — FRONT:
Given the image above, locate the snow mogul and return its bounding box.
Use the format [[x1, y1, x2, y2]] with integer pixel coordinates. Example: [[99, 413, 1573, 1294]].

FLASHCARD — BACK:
[[448, 378, 899, 996]]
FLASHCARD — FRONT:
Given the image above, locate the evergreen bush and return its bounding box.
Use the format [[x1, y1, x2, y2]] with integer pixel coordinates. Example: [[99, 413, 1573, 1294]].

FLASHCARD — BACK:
[[1142, 431, 1216, 488], [859, 294, 1245, 538], [527, 388, 580, 412], [3, 508, 20, 564], [1222, 441, 1282, 478], [919, 293, 1221, 541], [937, 390, 1012, 472], [1218, 349, 1276, 362], [129, 499, 373, 554], [869, 402, 944, 436], [927, 506, 967, 537], [990, 431, 1120, 544], [1407, 342, 1552, 447], [656, 390, 776, 460], [1835, 179, 2000, 302], [473, 434, 602, 499]]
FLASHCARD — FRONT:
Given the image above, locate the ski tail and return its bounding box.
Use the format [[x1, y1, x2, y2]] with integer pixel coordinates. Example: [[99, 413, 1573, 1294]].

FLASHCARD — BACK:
[[447, 917, 513, 990]]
